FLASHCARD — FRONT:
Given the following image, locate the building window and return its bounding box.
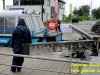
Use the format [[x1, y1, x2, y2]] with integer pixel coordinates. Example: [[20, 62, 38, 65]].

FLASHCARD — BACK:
[[20, 0, 28, 5], [51, 7, 55, 17], [21, 0, 44, 5], [13, 0, 44, 5], [13, 0, 18, 5], [47, 0, 50, 6], [59, 2, 65, 9]]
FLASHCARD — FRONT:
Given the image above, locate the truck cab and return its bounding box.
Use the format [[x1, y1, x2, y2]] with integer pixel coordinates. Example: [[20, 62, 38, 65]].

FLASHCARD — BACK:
[[0, 10, 62, 46]]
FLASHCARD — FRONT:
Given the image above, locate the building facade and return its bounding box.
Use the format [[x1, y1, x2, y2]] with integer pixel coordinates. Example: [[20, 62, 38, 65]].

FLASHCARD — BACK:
[[6, 0, 66, 21]]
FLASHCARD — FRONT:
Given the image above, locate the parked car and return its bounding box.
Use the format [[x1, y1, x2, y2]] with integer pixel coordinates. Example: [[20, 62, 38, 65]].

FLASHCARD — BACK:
[[72, 18, 79, 23], [91, 21, 100, 34]]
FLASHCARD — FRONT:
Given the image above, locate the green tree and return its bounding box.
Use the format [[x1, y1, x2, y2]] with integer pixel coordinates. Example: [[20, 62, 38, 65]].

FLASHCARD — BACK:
[[92, 7, 100, 19], [78, 5, 90, 16], [68, 14, 72, 18], [72, 5, 90, 20], [73, 5, 90, 16], [73, 8, 79, 16]]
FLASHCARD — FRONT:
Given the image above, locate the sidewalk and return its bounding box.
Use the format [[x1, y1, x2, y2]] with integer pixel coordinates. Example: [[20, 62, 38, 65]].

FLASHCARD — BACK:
[[0, 47, 75, 75]]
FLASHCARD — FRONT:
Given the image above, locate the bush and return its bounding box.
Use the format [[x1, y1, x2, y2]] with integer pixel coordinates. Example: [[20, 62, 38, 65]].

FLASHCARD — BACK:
[[78, 16, 90, 20], [62, 17, 72, 22]]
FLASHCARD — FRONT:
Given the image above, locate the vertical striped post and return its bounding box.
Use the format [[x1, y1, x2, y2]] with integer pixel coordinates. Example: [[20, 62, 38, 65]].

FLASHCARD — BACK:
[[54, 0, 59, 17]]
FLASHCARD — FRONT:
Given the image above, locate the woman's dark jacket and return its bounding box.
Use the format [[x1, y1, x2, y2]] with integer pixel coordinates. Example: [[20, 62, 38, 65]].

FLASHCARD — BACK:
[[11, 19, 32, 54]]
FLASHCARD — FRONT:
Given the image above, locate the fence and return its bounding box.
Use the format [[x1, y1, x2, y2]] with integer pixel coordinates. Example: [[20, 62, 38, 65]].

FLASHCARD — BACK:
[[0, 40, 99, 75]]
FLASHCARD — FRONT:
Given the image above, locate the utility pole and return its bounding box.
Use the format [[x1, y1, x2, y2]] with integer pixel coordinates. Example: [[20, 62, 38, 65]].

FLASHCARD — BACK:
[[90, 0, 93, 20], [2, 0, 5, 10]]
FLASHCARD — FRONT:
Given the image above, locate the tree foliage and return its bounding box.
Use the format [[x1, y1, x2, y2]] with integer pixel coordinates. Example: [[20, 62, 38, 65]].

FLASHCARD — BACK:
[[79, 5, 90, 16], [73, 8, 79, 16], [73, 5, 90, 16], [92, 7, 100, 19], [72, 5, 100, 20]]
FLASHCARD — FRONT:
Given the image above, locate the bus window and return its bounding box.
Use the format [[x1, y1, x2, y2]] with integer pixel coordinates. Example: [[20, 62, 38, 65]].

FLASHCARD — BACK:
[[32, 16, 40, 32], [0, 17, 15, 34], [36, 16, 44, 30], [18, 16, 35, 35]]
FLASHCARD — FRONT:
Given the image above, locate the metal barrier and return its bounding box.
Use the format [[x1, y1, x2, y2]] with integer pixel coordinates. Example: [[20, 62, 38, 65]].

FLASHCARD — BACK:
[[0, 40, 99, 75], [0, 51, 99, 75], [71, 25, 93, 39], [29, 40, 96, 55]]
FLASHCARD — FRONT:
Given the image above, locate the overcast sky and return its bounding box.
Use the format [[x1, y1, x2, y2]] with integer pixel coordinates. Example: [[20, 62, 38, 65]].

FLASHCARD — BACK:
[[65, 0, 100, 9], [65, 0, 100, 16], [0, 0, 100, 15]]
